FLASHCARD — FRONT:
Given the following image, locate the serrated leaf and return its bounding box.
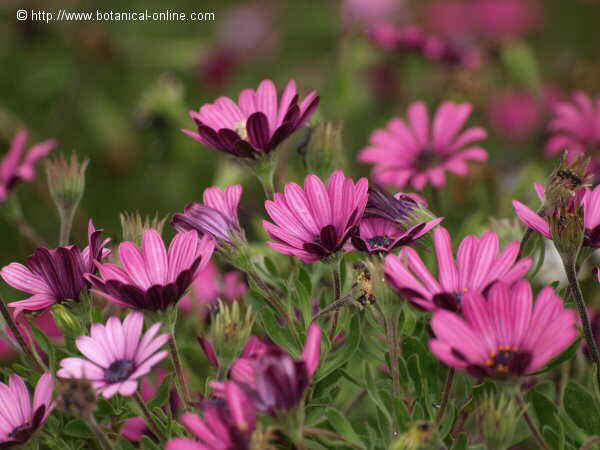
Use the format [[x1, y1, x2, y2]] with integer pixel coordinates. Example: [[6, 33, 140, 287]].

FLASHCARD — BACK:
[[315, 314, 361, 382], [63, 419, 93, 439], [564, 381, 600, 435], [326, 407, 367, 449]]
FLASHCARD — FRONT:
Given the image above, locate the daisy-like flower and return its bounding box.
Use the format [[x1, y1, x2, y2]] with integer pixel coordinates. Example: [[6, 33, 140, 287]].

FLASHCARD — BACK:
[[429, 280, 577, 379], [172, 184, 243, 245], [57, 312, 168, 398], [1, 219, 109, 316], [358, 101, 488, 191], [86, 229, 215, 311], [513, 183, 600, 247], [263, 170, 368, 262], [182, 79, 319, 158], [385, 226, 532, 311], [0, 372, 54, 446], [545, 91, 600, 158], [0, 129, 56, 202], [166, 382, 256, 450]]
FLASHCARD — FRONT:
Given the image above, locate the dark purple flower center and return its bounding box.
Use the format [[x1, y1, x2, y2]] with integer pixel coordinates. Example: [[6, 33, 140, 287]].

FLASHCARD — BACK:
[[9, 422, 32, 439], [104, 359, 135, 383], [367, 235, 393, 249], [485, 346, 532, 376], [414, 149, 438, 170]]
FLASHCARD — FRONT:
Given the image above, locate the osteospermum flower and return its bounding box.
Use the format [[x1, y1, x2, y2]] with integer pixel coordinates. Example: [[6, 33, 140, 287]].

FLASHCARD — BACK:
[[166, 382, 256, 450], [86, 229, 215, 311], [0, 373, 53, 446], [513, 183, 600, 247], [546, 91, 600, 158], [263, 170, 368, 262], [385, 226, 532, 311], [358, 101, 488, 190], [429, 280, 577, 379], [0, 129, 56, 202], [182, 79, 319, 158], [57, 312, 168, 398], [1, 219, 109, 316], [172, 184, 243, 245]]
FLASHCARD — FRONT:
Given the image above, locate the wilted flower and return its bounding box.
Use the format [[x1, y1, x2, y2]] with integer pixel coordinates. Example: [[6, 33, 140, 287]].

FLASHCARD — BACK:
[[385, 226, 531, 311], [0, 373, 54, 446], [183, 79, 319, 158], [1, 219, 110, 315], [263, 170, 368, 262], [87, 229, 215, 311], [358, 101, 487, 190], [429, 280, 577, 379], [57, 312, 169, 398], [166, 382, 256, 450], [0, 129, 56, 202]]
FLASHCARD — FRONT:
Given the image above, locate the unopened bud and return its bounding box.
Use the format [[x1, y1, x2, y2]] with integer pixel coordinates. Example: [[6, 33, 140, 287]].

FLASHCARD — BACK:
[[51, 303, 85, 336], [477, 392, 521, 450], [120, 211, 167, 246], [300, 121, 344, 179], [209, 300, 254, 368], [45, 153, 88, 220], [390, 421, 439, 450], [544, 152, 591, 216], [549, 203, 584, 264], [55, 378, 97, 417], [249, 423, 278, 450]]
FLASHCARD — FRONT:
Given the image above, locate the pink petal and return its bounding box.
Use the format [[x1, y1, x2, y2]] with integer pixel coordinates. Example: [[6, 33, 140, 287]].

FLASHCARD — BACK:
[[142, 229, 168, 285]]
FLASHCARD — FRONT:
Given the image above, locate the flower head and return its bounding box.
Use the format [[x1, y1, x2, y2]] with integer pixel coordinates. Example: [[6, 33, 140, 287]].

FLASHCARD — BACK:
[[87, 229, 215, 311], [263, 170, 368, 262], [429, 280, 577, 379], [57, 312, 169, 398], [545, 91, 600, 158], [0, 373, 54, 446], [0, 129, 56, 202], [172, 184, 243, 245], [166, 382, 256, 450], [385, 226, 532, 311], [183, 79, 319, 158], [358, 101, 487, 191], [1, 219, 110, 316]]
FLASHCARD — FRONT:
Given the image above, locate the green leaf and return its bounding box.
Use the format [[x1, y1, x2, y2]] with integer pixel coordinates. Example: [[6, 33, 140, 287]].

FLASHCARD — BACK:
[[564, 381, 600, 435], [263, 256, 279, 277], [452, 432, 467, 450], [363, 361, 392, 425], [260, 307, 297, 355], [531, 337, 581, 375], [116, 437, 138, 450], [148, 374, 172, 410], [63, 419, 93, 439], [326, 407, 367, 449], [527, 389, 559, 430], [315, 314, 361, 382], [140, 435, 161, 450], [406, 353, 424, 398]]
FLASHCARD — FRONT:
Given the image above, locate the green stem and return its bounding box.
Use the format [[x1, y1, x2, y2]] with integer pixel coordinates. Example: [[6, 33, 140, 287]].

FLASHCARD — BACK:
[[328, 258, 342, 342], [303, 427, 363, 449], [134, 391, 166, 442], [58, 208, 75, 246], [435, 368, 455, 426], [87, 413, 115, 450], [515, 392, 549, 450], [167, 323, 192, 411]]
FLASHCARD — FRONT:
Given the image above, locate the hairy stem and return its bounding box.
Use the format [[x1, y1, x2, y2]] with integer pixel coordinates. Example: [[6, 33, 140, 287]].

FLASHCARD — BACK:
[[515, 392, 549, 450], [134, 391, 166, 442], [435, 367, 455, 426], [87, 413, 114, 450], [328, 257, 342, 342], [168, 326, 192, 410], [58, 208, 75, 246]]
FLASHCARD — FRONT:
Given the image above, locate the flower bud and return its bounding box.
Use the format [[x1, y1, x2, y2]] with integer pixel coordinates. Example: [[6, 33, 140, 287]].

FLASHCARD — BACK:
[[477, 392, 521, 450], [120, 211, 167, 247], [45, 153, 88, 221], [209, 300, 254, 368], [549, 202, 584, 264], [300, 121, 344, 179], [55, 378, 97, 417], [249, 423, 278, 450], [544, 152, 591, 216], [51, 303, 85, 336], [390, 421, 439, 450]]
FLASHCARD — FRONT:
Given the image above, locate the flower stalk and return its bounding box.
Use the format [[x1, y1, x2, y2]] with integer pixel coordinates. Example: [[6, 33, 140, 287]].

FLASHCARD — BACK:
[[86, 413, 115, 450], [134, 391, 167, 442], [167, 315, 193, 411], [514, 392, 549, 450], [434, 368, 455, 426]]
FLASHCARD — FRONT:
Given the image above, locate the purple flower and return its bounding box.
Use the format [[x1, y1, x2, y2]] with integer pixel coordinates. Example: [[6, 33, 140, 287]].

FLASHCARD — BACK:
[[172, 184, 243, 244], [0, 373, 53, 446], [1, 219, 110, 316], [0, 129, 56, 202], [182, 79, 319, 158], [87, 229, 215, 311], [429, 280, 577, 379], [513, 183, 600, 247], [57, 312, 168, 398], [385, 226, 532, 311], [546, 91, 600, 159], [358, 101, 488, 191], [263, 170, 368, 262], [166, 382, 256, 450]]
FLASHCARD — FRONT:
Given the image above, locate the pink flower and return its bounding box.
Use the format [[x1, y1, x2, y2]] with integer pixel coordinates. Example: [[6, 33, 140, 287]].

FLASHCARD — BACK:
[[1, 311, 63, 361], [0, 129, 56, 202], [358, 101, 488, 191], [166, 382, 255, 450], [513, 183, 600, 247], [57, 312, 168, 399], [385, 226, 532, 311], [172, 184, 243, 244], [182, 79, 319, 158], [546, 91, 600, 158], [489, 90, 542, 140], [263, 170, 368, 262], [0, 372, 54, 446], [1, 219, 110, 316], [86, 229, 215, 311], [429, 280, 577, 379]]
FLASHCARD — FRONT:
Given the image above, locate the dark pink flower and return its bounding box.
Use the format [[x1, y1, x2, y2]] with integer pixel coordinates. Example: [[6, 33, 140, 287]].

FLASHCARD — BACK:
[[182, 79, 319, 158], [429, 280, 577, 379], [513, 183, 600, 247], [385, 226, 532, 311], [0, 372, 54, 446], [358, 101, 488, 190], [172, 184, 243, 244], [545, 91, 600, 158], [0, 129, 56, 202], [166, 382, 255, 450], [489, 90, 542, 140], [1, 220, 110, 316], [87, 229, 215, 311], [263, 170, 368, 262], [57, 312, 168, 398]]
